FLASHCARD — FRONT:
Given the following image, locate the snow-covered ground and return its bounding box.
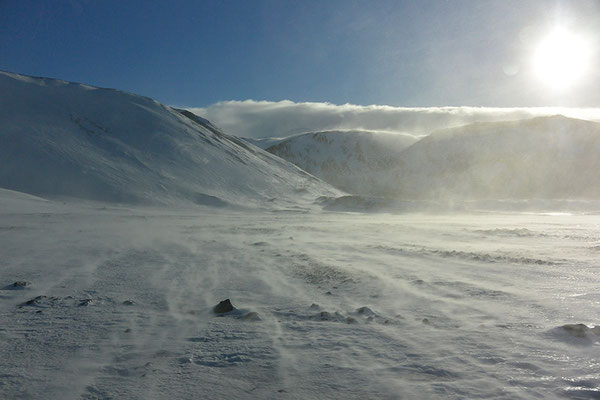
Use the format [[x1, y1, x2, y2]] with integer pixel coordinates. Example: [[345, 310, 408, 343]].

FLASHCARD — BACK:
[[2, 192, 599, 399]]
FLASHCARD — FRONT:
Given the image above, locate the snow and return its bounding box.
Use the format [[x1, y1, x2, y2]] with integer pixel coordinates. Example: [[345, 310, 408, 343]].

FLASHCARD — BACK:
[[242, 137, 287, 149], [0, 71, 341, 208], [1, 191, 600, 399], [262, 116, 600, 201], [265, 130, 418, 194], [387, 115, 600, 199], [3, 71, 600, 399]]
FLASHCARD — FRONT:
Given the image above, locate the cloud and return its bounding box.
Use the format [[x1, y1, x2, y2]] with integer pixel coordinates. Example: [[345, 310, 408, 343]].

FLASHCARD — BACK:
[[187, 100, 600, 139]]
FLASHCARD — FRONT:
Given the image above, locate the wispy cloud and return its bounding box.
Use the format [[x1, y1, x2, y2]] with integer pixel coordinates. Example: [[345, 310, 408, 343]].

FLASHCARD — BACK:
[[187, 100, 600, 139]]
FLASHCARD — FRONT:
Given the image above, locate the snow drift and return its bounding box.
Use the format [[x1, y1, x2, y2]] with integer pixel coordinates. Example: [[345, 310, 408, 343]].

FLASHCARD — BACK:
[[0, 71, 340, 207]]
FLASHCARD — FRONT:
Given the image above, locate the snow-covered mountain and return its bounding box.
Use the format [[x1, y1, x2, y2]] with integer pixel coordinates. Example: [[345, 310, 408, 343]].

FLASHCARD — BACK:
[[263, 116, 600, 201], [266, 130, 418, 194], [0, 72, 341, 207], [387, 115, 600, 199], [241, 137, 285, 149]]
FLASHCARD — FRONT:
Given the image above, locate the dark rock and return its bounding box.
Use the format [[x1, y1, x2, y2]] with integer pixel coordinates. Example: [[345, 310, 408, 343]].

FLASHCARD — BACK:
[[122, 300, 135, 306], [78, 298, 93, 307], [213, 299, 235, 314], [346, 317, 357, 324], [21, 295, 46, 307], [356, 306, 376, 316], [560, 323, 599, 338], [309, 303, 320, 309], [319, 311, 331, 321], [2, 281, 31, 290]]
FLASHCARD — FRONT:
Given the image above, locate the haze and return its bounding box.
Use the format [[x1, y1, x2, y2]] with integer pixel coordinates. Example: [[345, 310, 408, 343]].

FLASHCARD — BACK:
[[1, 1, 600, 399]]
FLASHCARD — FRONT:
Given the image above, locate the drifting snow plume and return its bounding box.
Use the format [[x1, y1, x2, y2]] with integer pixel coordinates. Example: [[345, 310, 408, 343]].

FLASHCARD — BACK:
[[189, 100, 600, 139]]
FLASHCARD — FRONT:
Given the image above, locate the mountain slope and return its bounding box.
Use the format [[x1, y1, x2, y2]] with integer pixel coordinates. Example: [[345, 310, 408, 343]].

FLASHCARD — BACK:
[[241, 137, 285, 149], [0, 72, 341, 206], [266, 130, 418, 194], [387, 115, 600, 199]]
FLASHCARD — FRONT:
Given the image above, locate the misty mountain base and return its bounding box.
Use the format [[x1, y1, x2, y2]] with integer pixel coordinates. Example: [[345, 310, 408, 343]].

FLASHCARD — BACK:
[[261, 117, 600, 199]]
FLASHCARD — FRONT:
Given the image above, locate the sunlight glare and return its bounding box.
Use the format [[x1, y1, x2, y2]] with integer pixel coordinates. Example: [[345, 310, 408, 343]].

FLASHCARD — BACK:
[[533, 27, 591, 90]]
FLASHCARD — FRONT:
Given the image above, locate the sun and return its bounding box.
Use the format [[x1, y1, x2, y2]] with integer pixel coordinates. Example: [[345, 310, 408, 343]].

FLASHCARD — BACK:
[[532, 27, 591, 90]]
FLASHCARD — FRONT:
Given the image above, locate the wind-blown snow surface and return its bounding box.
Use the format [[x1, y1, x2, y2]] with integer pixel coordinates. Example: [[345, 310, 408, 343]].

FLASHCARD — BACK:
[[265, 130, 418, 194], [2, 192, 599, 399], [0, 71, 340, 207]]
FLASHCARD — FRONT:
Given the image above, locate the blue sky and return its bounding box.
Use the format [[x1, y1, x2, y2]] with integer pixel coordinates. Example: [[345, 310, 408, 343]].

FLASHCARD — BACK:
[[1, 0, 598, 108]]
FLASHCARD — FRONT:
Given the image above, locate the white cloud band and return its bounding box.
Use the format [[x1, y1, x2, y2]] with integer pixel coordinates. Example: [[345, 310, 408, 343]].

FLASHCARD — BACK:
[[187, 100, 600, 139]]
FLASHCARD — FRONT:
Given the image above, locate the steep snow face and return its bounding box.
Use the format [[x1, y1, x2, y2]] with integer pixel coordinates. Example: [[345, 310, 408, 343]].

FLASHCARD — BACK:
[[0, 72, 340, 207], [385, 116, 600, 200], [266, 130, 418, 194]]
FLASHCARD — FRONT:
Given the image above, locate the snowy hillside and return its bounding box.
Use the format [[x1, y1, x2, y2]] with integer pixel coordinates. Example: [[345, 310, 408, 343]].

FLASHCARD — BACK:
[[241, 136, 285, 149], [0, 71, 340, 207], [266, 130, 418, 194], [384, 115, 600, 200]]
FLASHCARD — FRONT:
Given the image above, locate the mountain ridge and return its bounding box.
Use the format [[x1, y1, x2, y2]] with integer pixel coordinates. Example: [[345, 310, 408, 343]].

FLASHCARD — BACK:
[[0, 71, 341, 207], [265, 129, 418, 193], [262, 114, 600, 201], [388, 115, 600, 199]]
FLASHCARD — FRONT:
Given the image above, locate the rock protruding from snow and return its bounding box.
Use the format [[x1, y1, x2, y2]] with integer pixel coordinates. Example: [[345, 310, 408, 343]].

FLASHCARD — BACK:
[[559, 324, 600, 338], [355, 306, 376, 316], [2, 281, 31, 290], [213, 299, 235, 314], [19, 295, 54, 308]]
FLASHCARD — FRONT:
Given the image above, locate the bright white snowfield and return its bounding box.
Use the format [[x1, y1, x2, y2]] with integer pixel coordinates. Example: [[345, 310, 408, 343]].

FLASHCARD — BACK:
[[2, 71, 600, 399], [1, 190, 600, 400]]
